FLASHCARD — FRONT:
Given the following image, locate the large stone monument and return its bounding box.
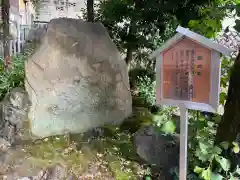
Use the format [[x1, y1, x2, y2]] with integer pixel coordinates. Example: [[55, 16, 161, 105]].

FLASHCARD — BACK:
[[24, 18, 132, 138]]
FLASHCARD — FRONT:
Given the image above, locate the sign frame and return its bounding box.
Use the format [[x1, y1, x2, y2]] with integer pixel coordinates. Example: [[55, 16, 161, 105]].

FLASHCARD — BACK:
[[150, 26, 233, 180], [151, 26, 233, 113], [156, 48, 221, 112]]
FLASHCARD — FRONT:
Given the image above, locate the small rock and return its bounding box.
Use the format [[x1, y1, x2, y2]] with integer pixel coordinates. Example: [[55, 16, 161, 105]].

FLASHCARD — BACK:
[[82, 127, 105, 142], [15, 164, 77, 180], [0, 87, 30, 145], [133, 125, 179, 178]]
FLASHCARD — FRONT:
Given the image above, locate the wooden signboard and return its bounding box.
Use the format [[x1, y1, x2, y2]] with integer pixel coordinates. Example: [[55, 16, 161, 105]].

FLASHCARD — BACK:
[[162, 38, 211, 103], [151, 26, 233, 113], [150, 26, 233, 180]]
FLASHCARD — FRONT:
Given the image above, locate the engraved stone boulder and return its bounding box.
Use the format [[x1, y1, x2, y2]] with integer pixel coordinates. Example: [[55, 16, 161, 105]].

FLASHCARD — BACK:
[[27, 24, 47, 42], [25, 18, 132, 138]]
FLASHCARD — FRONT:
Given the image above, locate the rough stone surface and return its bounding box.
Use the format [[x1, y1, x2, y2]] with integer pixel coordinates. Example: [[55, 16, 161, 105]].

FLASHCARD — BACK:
[[23, 25, 48, 56], [2, 164, 77, 180], [0, 88, 30, 144], [25, 18, 132, 138], [133, 126, 179, 173], [27, 25, 47, 42]]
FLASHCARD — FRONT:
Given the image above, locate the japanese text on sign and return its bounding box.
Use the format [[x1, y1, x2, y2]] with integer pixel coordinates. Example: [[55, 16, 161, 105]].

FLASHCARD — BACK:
[[162, 38, 211, 104]]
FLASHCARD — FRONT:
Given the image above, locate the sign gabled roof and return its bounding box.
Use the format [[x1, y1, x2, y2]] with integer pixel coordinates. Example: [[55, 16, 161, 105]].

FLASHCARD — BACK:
[[149, 26, 234, 59]]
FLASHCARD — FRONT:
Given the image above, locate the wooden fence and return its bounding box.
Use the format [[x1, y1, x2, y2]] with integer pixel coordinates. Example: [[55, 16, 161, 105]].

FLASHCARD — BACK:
[[0, 40, 26, 57]]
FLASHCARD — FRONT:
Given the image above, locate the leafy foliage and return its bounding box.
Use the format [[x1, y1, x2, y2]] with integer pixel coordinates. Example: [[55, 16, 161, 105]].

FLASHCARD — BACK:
[[128, 67, 156, 107], [220, 57, 234, 105], [188, 0, 234, 37], [0, 55, 25, 100], [135, 75, 156, 106], [151, 106, 176, 133], [233, 1, 240, 32], [92, 0, 226, 65], [149, 105, 240, 179], [193, 141, 240, 180]]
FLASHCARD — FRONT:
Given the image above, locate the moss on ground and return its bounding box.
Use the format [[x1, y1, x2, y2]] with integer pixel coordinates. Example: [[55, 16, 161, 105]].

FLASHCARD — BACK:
[[13, 107, 154, 179], [0, 107, 158, 179], [20, 129, 144, 179]]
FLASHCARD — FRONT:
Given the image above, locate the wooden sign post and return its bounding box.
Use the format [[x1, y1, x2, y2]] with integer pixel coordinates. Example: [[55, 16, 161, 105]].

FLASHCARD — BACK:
[[150, 26, 233, 180]]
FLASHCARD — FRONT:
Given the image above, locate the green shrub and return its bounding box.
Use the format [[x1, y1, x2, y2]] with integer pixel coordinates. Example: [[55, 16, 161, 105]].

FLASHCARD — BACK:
[[129, 68, 155, 88], [129, 68, 156, 107], [0, 55, 25, 100], [151, 106, 176, 133], [136, 75, 156, 106], [151, 106, 240, 179]]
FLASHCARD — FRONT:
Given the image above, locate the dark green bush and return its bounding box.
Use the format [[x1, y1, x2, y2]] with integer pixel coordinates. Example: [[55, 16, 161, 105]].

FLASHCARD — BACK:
[[129, 68, 156, 107], [129, 68, 155, 89], [0, 55, 25, 100]]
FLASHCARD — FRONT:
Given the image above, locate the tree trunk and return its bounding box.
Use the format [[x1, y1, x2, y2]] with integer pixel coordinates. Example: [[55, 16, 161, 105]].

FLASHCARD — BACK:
[[125, 47, 133, 65], [216, 51, 240, 143], [87, 0, 94, 22], [125, 21, 136, 65], [1, 0, 10, 69]]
